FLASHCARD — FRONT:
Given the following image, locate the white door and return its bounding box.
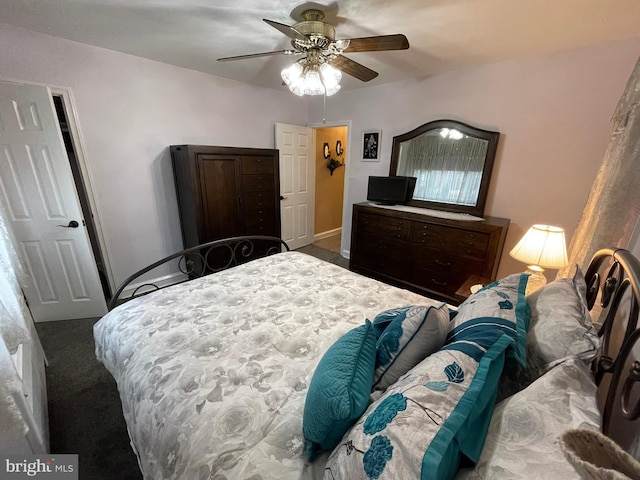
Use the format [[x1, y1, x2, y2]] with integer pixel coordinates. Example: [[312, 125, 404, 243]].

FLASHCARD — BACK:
[[0, 81, 107, 321], [275, 123, 315, 250]]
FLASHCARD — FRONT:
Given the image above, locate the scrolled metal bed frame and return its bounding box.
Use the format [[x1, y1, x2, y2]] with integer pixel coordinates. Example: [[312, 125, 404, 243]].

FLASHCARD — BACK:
[[107, 235, 290, 310], [586, 248, 640, 440]]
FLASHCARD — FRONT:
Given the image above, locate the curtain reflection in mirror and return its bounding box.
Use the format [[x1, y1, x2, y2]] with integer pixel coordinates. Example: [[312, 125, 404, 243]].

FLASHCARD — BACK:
[[397, 132, 488, 206]]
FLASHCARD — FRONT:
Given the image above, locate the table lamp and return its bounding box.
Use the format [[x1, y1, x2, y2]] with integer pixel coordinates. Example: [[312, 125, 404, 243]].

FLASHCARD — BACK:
[[509, 224, 569, 294]]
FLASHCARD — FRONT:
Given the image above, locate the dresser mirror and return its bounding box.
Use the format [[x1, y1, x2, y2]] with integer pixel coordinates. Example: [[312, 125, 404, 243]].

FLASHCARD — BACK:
[[389, 119, 500, 217]]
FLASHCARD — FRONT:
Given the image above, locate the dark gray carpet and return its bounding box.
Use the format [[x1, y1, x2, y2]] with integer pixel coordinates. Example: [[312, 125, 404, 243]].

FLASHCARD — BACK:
[[35, 318, 142, 480], [34, 245, 346, 479], [296, 243, 349, 269]]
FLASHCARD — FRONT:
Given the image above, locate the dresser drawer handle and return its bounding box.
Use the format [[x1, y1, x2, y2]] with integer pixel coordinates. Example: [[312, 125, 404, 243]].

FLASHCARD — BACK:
[[431, 278, 447, 286], [435, 259, 452, 266]]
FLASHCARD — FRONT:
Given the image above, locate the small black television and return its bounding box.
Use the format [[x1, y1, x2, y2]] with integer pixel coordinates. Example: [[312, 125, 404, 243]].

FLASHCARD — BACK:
[[367, 176, 417, 205]]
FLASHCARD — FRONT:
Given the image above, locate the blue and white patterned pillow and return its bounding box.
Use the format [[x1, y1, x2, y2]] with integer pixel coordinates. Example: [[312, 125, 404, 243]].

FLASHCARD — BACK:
[[323, 334, 514, 480], [447, 273, 530, 368], [372, 304, 449, 391]]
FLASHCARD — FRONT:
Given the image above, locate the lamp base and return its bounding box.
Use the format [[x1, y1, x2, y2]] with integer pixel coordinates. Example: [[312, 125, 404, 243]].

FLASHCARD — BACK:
[[525, 267, 547, 295]]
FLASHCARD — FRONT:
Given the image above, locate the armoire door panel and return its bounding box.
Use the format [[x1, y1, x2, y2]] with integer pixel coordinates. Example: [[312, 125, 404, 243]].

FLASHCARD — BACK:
[[199, 156, 241, 240]]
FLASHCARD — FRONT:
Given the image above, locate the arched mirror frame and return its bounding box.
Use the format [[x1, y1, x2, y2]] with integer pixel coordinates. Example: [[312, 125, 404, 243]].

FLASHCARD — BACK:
[[389, 119, 500, 217]]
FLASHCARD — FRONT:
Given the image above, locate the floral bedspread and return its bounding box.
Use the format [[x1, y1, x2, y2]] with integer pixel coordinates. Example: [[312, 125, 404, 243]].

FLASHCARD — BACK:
[[94, 251, 439, 480]]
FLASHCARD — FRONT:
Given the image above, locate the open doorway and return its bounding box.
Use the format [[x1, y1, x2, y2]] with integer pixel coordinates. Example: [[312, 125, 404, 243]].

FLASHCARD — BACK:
[[311, 124, 348, 255], [51, 93, 112, 301]]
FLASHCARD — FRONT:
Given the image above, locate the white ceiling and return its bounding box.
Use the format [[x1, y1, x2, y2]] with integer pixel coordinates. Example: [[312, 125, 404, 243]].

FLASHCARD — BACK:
[[2, 0, 640, 93]]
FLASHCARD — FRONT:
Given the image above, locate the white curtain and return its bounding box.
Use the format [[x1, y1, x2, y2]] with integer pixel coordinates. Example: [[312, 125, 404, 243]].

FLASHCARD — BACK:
[[403, 135, 487, 206], [558, 56, 640, 276], [0, 191, 42, 452], [0, 201, 32, 353]]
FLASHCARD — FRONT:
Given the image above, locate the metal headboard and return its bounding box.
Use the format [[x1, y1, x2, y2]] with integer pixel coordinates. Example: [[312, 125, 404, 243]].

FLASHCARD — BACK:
[[585, 248, 640, 439], [108, 235, 290, 310]]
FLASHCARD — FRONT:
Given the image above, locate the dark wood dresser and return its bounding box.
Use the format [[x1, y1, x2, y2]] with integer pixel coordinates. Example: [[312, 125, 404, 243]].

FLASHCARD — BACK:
[[349, 202, 509, 304], [170, 145, 281, 249]]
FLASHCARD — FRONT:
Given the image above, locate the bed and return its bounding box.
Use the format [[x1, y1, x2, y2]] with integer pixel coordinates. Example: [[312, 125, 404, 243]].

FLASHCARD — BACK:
[[94, 236, 640, 480]]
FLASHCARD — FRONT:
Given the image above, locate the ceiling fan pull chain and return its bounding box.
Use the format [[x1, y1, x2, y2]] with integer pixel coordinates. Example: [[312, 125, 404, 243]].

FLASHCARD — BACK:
[[322, 90, 326, 124]]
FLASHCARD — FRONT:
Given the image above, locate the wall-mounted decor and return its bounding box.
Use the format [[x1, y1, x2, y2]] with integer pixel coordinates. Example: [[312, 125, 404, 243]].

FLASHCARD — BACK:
[[323, 142, 330, 159], [362, 130, 380, 162], [326, 158, 344, 175], [336, 140, 343, 157]]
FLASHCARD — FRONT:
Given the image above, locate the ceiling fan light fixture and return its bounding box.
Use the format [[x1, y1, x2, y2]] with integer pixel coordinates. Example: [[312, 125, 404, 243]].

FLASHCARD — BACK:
[[281, 59, 342, 97], [281, 61, 303, 85], [320, 63, 342, 92]]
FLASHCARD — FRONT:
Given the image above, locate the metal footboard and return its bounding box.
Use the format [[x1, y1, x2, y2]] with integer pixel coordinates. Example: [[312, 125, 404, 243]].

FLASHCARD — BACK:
[[108, 236, 290, 310]]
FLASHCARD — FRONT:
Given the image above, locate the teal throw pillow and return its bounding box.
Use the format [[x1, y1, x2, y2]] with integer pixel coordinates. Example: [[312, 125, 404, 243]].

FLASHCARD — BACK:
[[303, 320, 377, 461], [447, 273, 530, 368], [372, 304, 449, 391]]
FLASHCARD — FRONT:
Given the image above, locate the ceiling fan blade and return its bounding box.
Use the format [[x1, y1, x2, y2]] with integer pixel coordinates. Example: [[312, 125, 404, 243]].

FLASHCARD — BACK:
[[217, 50, 297, 62], [329, 55, 378, 82], [263, 19, 307, 42], [342, 34, 409, 53]]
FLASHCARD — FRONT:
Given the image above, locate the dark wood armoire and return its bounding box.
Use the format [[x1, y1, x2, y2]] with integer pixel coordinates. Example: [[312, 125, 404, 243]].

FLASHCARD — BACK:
[[170, 145, 281, 252]]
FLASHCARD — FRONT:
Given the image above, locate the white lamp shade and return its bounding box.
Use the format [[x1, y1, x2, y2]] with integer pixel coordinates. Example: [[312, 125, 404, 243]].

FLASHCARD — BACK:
[[509, 224, 569, 269]]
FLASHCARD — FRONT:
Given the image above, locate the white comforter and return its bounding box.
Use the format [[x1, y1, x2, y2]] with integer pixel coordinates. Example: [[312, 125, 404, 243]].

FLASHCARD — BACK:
[[94, 251, 439, 480]]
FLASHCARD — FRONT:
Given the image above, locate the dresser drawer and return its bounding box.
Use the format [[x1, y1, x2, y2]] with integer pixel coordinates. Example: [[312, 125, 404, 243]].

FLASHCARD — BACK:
[[412, 223, 489, 258], [410, 246, 483, 276], [244, 213, 278, 235], [243, 173, 274, 192], [409, 266, 466, 298], [356, 232, 409, 262], [353, 254, 407, 280], [241, 157, 275, 175], [243, 190, 275, 210], [357, 213, 411, 241]]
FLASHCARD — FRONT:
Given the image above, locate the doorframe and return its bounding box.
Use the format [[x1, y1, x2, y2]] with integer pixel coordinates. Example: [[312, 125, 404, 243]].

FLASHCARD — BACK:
[[50, 86, 115, 297], [308, 119, 352, 258], [0, 76, 115, 299]]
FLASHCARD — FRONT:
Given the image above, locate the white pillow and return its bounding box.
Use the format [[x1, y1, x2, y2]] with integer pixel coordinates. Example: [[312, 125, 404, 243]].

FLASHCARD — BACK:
[[456, 358, 601, 480], [526, 273, 599, 376]]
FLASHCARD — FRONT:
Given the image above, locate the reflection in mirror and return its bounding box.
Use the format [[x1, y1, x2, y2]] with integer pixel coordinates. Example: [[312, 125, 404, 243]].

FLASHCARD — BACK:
[[390, 120, 499, 216]]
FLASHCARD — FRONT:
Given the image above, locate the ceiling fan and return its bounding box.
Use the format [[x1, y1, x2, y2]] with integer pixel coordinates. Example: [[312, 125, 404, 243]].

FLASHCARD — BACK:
[[217, 8, 409, 94]]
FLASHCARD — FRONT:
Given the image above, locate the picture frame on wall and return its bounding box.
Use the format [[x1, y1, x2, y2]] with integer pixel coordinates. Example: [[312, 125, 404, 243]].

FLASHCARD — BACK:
[[361, 130, 381, 162]]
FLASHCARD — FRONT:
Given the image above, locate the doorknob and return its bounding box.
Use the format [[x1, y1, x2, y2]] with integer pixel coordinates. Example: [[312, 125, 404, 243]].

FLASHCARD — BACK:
[[57, 220, 79, 228], [280, 195, 287, 200]]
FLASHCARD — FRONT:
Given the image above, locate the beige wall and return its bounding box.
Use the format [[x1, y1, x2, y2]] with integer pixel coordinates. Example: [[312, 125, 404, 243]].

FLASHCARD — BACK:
[[315, 126, 347, 235], [0, 23, 306, 288], [309, 37, 640, 274]]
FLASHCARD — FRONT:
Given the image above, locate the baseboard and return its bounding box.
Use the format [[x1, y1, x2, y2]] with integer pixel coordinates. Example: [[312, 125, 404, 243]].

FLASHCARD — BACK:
[[314, 227, 342, 241]]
